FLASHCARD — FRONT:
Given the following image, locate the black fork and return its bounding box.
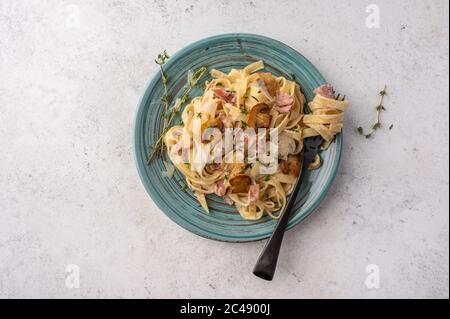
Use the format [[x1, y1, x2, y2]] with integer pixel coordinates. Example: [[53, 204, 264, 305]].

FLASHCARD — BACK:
[[252, 93, 346, 281]]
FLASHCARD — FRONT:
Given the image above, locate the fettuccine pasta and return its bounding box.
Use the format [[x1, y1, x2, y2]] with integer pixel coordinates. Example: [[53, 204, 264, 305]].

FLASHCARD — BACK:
[[164, 61, 348, 220]]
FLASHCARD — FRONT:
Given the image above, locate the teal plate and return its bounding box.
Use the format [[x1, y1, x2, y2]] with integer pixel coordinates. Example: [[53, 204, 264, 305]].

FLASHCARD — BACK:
[[133, 33, 342, 242]]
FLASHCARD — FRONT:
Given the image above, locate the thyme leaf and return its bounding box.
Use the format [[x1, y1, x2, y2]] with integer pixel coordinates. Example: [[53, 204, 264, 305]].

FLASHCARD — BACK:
[[357, 85, 390, 139]]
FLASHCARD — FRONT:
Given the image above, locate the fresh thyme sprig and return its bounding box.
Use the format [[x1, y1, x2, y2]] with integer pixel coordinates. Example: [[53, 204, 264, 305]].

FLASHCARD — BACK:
[[147, 53, 207, 164], [357, 85, 390, 139], [155, 50, 170, 127]]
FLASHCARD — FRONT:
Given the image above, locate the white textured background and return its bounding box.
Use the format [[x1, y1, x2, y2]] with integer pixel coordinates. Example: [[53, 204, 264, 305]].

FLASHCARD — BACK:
[[0, 0, 448, 298]]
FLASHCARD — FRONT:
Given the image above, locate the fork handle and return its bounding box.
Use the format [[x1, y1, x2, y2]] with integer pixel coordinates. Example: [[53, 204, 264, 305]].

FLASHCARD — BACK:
[[252, 171, 304, 281]]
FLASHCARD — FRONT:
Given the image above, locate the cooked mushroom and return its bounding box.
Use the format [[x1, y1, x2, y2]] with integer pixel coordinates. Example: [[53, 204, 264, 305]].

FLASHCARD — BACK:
[[204, 163, 222, 174], [248, 103, 271, 129], [257, 72, 278, 96], [280, 155, 301, 177], [278, 133, 296, 160], [201, 118, 224, 142], [229, 174, 252, 193]]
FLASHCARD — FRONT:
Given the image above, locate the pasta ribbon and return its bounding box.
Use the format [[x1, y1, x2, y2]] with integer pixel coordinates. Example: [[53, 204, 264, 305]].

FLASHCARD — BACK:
[[164, 61, 349, 220]]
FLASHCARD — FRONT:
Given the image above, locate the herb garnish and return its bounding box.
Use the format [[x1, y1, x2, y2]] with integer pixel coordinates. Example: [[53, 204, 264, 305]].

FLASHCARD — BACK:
[[147, 51, 207, 164], [240, 109, 249, 115], [155, 50, 170, 127], [357, 85, 390, 139]]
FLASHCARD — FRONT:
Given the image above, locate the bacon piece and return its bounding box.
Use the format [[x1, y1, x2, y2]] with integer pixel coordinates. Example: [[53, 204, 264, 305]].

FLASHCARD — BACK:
[[205, 163, 223, 175], [213, 88, 237, 104], [248, 184, 260, 203], [216, 111, 232, 128], [276, 92, 294, 114], [214, 180, 228, 197], [314, 84, 335, 99], [217, 111, 227, 124], [276, 105, 293, 114]]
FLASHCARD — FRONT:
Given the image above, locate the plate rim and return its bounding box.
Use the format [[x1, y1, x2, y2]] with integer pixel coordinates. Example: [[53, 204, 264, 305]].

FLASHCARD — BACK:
[[133, 33, 343, 243]]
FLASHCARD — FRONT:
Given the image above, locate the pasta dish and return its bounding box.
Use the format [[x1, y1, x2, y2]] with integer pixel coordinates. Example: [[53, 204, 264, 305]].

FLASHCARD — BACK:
[[164, 61, 349, 220]]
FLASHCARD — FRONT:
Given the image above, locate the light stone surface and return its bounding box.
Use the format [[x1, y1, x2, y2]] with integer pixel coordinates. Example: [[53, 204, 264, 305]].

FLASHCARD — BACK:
[[0, 0, 448, 298]]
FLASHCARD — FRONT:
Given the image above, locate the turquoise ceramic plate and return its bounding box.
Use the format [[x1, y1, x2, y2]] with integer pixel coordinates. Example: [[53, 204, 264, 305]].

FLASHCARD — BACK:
[[134, 33, 342, 242]]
